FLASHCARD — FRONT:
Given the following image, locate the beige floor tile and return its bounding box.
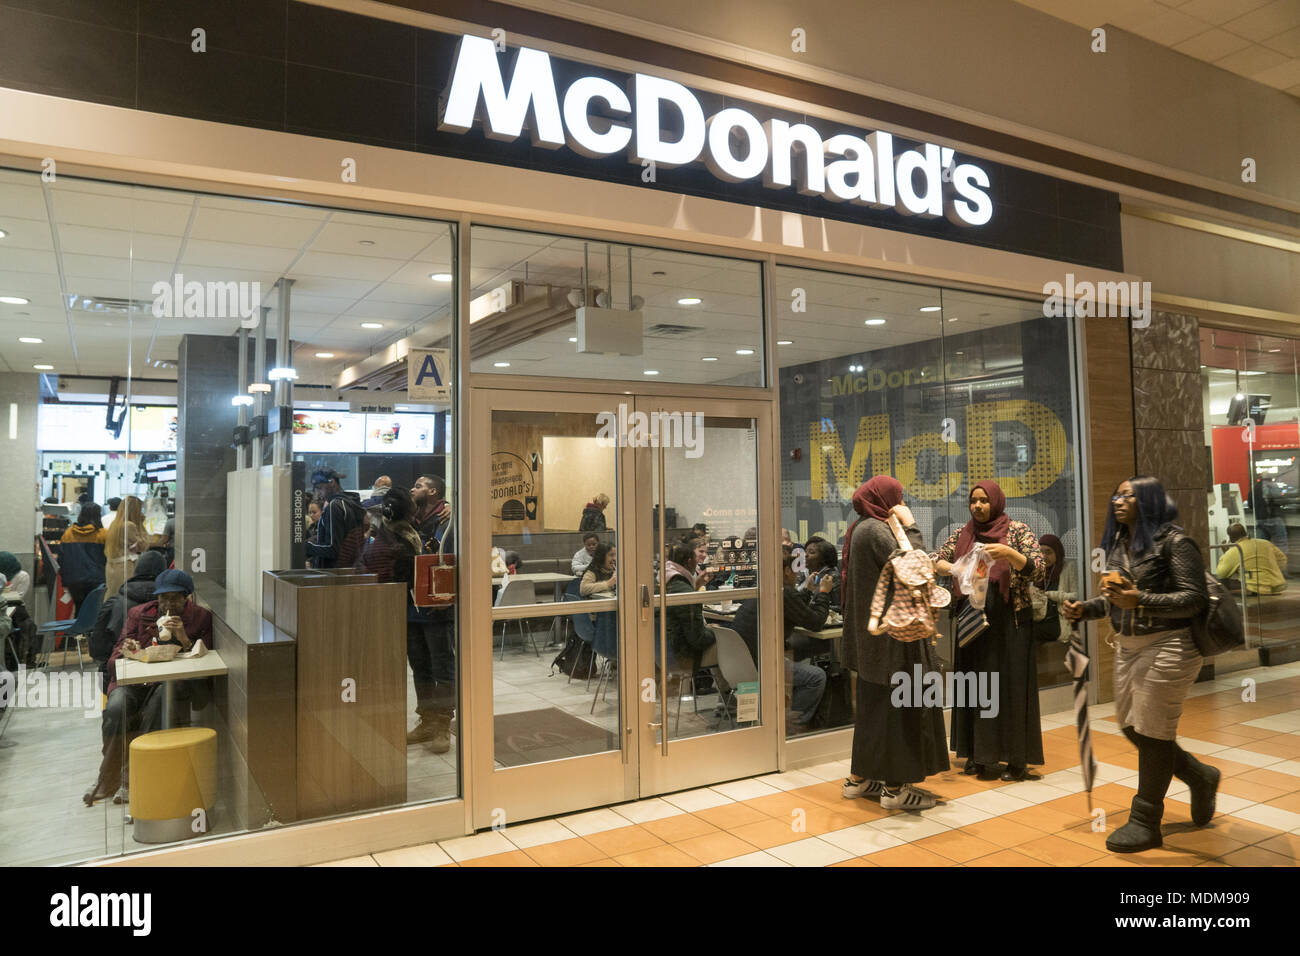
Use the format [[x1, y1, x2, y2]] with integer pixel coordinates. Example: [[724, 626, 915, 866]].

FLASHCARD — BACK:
[[1016, 832, 1108, 866], [583, 824, 665, 856], [640, 813, 719, 843], [459, 850, 540, 867], [765, 837, 855, 867], [611, 797, 683, 824], [692, 802, 770, 829], [913, 829, 1002, 863], [312, 854, 377, 867], [964, 848, 1051, 866], [372, 842, 454, 867], [556, 807, 630, 836], [499, 818, 577, 849], [857, 843, 955, 867], [729, 817, 807, 850], [1219, 844, 1294, 866], [709, 849, 791, 867], [659, 787, 735, 812], [675, 831, 760, 864], [522, 837, 607, 866], [614, 843, 699, 867], [961, 816, 1044, 848], [439, 830, 516, 862]]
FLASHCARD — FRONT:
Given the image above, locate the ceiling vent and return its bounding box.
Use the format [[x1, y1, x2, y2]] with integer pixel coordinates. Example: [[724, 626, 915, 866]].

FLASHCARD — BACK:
[[67, 294, 154, 316], [644, 323, 704, 338]]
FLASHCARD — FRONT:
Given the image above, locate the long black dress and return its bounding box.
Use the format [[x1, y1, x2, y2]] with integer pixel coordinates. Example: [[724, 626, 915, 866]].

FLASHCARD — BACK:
[[949, 585, 1044, 769], [843, 517, 949, 784]]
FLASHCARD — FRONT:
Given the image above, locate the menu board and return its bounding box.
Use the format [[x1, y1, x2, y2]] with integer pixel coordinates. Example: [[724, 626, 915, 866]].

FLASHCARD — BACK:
[[291, 410, 366, 453], [364, 413, 437, 454], [127, 406, 179, 451], [37, 404, 128, 451]]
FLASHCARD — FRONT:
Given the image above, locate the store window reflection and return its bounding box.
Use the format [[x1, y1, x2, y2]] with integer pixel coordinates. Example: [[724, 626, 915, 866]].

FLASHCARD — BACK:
[[0, 168, 459, 864], [1200, 328, 1300, 665], [775, 266, 1083, 741]]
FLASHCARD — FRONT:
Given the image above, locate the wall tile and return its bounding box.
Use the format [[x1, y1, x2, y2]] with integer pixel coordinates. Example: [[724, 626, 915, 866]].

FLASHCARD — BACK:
[[137, 0, 286, 59], [1133, 367, 1202, 431], [286, 63, 416, 150], [1132, 311, 1200, 372], [138, 35, 285, 130], [287, 0, 416, 85], [0, 6, 136, 106], [1137, 428, 1207, 491]]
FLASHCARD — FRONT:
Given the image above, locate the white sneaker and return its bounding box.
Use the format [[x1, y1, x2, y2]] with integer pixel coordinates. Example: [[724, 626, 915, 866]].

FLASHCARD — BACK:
[[880, 784, 937, 811], [843, 777, 884, 800]]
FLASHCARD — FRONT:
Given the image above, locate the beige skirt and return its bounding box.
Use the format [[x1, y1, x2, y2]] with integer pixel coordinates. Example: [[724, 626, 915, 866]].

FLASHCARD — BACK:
[[1113, 627, 1203, 740]]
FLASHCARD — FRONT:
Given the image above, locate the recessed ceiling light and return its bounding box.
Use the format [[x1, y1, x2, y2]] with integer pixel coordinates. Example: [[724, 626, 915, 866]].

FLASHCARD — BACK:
[[736, 349, 754, 355], [493, 361, 511, 367], [310, 403, 324, 408], [919, 306, 941, 313], [361, 322, 383, 329], [1268, 348, 1282, 353], [358, 239, 375, 246], [568, 337, 578, 343], [702, 357, 718, 362], [18, 337, 42, 344], [777, 339, 793, 345], [0, 296, 30, 305], [643, 369, 659, 375], [864, 318, 886, 326], [314, 352, 335, 358], [33, 364, 53, 370], [430, 273, 453, 282], [955, 351, 964, 356], [0, 229, 7, 239], [947, 316, 959, 322], [678, 297, 702, 306]]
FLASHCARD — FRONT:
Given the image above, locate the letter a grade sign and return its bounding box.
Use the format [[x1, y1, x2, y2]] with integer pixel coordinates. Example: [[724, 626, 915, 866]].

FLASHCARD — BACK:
[[408, 348, 452, 402]]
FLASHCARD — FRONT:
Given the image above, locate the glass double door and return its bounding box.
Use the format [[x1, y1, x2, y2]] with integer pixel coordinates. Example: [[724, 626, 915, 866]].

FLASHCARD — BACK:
[[469, 388, 778, 827]]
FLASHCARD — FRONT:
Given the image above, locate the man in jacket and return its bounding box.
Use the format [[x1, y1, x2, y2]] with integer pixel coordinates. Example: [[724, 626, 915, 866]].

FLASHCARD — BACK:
[[1217, 522, 1288, 595], [407, 474, 455, 753], [87, 569, 214, 805], [89, 550, 168, 679], [306, 469, 367, 569]]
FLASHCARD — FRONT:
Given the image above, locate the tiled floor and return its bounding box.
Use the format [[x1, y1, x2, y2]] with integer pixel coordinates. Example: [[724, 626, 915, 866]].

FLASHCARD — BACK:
[[318, 661, 1300, 868]]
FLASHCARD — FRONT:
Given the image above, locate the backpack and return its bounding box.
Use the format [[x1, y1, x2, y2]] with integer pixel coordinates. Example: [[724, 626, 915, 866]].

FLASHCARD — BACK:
[[89, 595, 119, 664], [1161, 533, 1244, 657], [868, 515, 951, 644], [550, 633, 597, 679]]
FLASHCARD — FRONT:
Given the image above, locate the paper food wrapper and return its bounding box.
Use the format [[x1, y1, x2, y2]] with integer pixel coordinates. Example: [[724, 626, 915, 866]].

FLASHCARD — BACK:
[[178, 639, 208, 660], [125, 643, 180, 664]]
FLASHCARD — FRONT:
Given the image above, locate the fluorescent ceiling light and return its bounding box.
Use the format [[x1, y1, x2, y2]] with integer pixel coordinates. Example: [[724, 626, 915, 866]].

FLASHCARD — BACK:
[[777, 339, 793, 345], [736, 348, 754, 355], [268, 367, 298, 381], [493, 361, 511, 367], [430, 273, 453, 282], [33, 364, 53, 370], [310, 403, 324, 408], [248, 383, 272, 393], [361, 322, 383, 329], [1, 296, 30, 305], [864, 318, 886, 326], [0, 230, 7, 239], [314, 352, 335, 358], [18, 337, 42, 344], [919, 306, 941, 313], [231, 395, 254, 406], [701, 357, 718, 362], [568, 337, 578, 343], [643, 369, 659, 375], [677, 297, 702, 305]]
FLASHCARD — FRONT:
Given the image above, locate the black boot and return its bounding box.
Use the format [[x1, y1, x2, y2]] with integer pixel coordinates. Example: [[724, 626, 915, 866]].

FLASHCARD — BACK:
[[1176, 752, 1221, 827], [1106, 796, 1163, 853]]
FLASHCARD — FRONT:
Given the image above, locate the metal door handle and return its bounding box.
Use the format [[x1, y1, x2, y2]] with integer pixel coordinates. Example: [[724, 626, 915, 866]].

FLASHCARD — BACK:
[[640, 584, 650, 622]]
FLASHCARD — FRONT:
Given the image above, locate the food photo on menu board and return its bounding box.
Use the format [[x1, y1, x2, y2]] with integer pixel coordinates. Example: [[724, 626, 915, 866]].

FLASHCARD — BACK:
[[365, 414, 436, 454], [291, 410, 366, 453], [127, 406, 179, 451]]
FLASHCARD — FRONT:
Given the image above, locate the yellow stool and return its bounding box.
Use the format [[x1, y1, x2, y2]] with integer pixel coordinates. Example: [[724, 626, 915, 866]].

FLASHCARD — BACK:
[[129, 727, 217, 844]]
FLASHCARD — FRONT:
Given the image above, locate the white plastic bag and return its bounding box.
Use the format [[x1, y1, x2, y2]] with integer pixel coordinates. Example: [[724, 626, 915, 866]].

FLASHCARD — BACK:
[[951, 544, 995, 609]]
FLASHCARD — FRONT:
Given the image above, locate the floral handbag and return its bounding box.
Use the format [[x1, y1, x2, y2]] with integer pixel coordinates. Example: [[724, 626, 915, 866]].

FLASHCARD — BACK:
[[868, 515, 951, 644]]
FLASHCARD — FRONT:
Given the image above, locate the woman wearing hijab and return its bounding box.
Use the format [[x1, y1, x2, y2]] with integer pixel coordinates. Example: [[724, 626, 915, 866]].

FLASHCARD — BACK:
[[932, 481, 1045, 781], [841, 477, 948, 811], [1037, 534, 1078, 643], [1063, 477, 1216, 853]]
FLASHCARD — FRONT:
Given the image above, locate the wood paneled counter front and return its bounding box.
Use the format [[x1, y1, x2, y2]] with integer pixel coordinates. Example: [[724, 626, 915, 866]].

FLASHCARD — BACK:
[[263, 570, 408, 820]]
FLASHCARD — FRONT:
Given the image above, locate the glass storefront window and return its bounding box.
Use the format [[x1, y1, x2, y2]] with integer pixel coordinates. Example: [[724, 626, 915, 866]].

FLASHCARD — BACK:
[[469, 226, 766, 386], [1200, 327, 1299, 665], [0, 169, 460, 863], [775, 266, 1083, 740]]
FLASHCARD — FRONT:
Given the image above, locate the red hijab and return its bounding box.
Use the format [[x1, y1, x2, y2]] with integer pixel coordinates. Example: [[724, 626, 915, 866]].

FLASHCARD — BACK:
[[841, 476, 904, 587], [954, 480, 1013, 601]]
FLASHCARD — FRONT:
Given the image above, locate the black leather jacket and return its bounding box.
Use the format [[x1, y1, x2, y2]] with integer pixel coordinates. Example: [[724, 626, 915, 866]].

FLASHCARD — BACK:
[[1079, 523, 1207, 637]]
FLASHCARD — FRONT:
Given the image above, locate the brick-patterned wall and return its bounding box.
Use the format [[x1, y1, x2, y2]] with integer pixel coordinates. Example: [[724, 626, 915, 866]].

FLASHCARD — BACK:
[[1132, 312, 1209, 554]]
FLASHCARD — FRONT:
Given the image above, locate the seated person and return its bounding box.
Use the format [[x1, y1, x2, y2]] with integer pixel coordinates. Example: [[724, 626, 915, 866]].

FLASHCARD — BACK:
[[732, 554, 834, 663], [1217, 522, 1288, 595], [85, 569, 214, 806], [89, 550, 169, 680], [502, 550, 523, 575], [798, 539, 841, 608], [663, 542, 716, 670], [580, 543, 617, 596], [785, 656, 827, 733], [572, 532, 600, 576], [690, 536, 721, 590]]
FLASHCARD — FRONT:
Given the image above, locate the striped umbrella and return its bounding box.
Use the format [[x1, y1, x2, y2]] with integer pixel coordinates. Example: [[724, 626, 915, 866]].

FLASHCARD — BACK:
[[1063, 622, 1097, 812]]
